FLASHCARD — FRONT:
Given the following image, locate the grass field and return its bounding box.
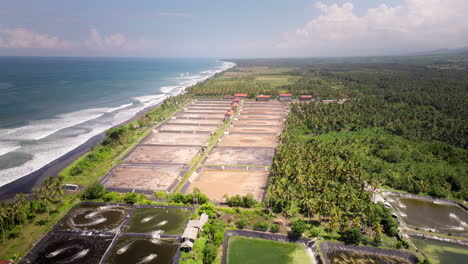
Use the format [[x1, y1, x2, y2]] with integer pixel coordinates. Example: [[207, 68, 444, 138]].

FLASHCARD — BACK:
[[227, 236, 312, 264]]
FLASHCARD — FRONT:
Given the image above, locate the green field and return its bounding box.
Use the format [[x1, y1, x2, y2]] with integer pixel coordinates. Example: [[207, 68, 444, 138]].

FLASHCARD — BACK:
[[227, 236, 312, 264]]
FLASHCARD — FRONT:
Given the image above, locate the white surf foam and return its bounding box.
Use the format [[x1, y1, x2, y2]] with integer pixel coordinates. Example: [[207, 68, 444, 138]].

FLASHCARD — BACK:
[[0, 103, 134, 141], [0, 142, 21, 156]]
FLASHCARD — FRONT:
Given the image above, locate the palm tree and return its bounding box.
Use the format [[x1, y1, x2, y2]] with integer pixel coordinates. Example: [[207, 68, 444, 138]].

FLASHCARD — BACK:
[[0, 206, 7, 243]]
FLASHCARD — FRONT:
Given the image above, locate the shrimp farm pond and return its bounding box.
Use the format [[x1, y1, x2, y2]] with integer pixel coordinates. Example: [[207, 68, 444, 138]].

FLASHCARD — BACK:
[[124, 206, 192, 235], [103, 236, 179, 264], [410, 237, 468, 264], [386, 195, 468, 237], [56, 203, 132, 232], [22, 203, 192, 264]]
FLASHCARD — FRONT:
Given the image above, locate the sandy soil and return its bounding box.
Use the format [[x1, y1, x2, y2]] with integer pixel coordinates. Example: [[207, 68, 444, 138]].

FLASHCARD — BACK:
[[219, 134, 279, 147], [158, 124, 218, 132], [240, 111, 287, 116], [204, 147, 275, 166], [239, 115, 286, 120], [104, 165, 185, 191], [184, 109, 227, 113], [143, 132, 210, 145], [125, 145, 199, 164], [229, 126, 283, 134], [166, 119, 222, 125], [187, 169, 269, 201], [233, 120, 284, 126], [176, 113, 225, 119]]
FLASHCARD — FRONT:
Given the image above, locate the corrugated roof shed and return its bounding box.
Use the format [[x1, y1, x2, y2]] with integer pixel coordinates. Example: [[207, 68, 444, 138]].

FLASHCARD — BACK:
[[182, 227, 198, 240]]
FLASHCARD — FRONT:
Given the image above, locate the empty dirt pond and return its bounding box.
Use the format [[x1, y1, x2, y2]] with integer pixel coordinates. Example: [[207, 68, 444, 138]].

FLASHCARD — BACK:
[[125, 145, 199, 164], [143, 132, 210, 146], [186, 168, 268, 202], [104, 164, 186, 192], [219, 134, 279, 147]]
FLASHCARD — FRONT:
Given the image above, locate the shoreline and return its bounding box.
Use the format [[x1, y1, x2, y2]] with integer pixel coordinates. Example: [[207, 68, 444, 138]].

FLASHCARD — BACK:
[[0, 61, 235, 201], [0, 101, 164, 201]]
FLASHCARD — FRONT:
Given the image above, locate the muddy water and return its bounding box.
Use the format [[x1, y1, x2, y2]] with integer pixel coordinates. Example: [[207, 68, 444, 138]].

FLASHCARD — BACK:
[[23, 233, 113, 264], [388, 196, 468, 237], [411, 237, 468, 264], [125, 207, 191, 235], [57, 203, 131, 232], [105, 237, 178, 264]]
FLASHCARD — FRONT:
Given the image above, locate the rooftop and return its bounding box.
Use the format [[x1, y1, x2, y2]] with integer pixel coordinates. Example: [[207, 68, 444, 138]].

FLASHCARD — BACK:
[[235, 93, 248, 97], [257, 95, 271, 98], [300, 95, 313, 98]]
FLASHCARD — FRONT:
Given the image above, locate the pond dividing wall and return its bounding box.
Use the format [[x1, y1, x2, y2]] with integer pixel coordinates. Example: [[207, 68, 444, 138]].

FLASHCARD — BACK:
[[22, 202, 193, 264]]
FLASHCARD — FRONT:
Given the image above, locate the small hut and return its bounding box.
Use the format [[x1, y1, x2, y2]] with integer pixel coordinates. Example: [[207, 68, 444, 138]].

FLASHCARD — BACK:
[[256, 95, 271, 101], [279, 93, 292, 102], [224, 109, 234, 121], [231, 102, 238, 110], [234, 93, 248, 99], [299, 95, 313, 102], [232, 97, 240, 103]]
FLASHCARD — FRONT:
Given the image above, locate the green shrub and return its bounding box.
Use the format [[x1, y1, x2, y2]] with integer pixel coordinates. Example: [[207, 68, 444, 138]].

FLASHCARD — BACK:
[[123, 192, 138, 204], [291, 219, 307, 237], [339, 228, 362, 245], [202, 243, 218, 264], [82, 182, 105, 199], [270, 224, 279, 233], [253, 221, 269, 231], [198, 203, 216, 218], [102, 191, 121, 202], [235, 219, 247, 229]]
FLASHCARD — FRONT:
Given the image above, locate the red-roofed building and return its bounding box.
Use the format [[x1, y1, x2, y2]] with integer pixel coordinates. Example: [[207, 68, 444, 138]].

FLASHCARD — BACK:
[[223, 95, 234, 99], [256, 95, 271, 101], [234, 93, 248, 99], [231, 102, 238, 110], [232, 97, 240, 102], [224, 109, 234, 120], [279, 93, 292, 101], [300, 95, 313, 102]]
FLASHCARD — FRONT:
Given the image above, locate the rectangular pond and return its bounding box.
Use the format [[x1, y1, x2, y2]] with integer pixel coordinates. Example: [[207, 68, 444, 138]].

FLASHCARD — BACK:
[[22, 232, 113, 264], [387, 195, 468, 237], [124, 207, 192, 235], [104, 236, 179, 264], [56, 203, 132, 232], [411, 237, 468, 264], [227, 236, 312, 264]]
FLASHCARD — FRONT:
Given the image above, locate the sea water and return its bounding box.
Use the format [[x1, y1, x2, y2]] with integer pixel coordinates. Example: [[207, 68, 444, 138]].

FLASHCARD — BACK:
[[0, 57, 234, 187]]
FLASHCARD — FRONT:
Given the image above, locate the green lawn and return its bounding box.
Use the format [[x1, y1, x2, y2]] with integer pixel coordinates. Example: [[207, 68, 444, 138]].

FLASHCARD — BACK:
[[227, 236, 312, 264]]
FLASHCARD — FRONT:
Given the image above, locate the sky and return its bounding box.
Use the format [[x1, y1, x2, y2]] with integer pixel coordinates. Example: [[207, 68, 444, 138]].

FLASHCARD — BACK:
[[0, 0, 467, 58]]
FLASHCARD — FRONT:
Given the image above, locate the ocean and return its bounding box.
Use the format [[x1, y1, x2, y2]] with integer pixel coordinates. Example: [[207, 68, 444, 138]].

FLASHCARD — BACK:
[[0, 57, 234, 187]]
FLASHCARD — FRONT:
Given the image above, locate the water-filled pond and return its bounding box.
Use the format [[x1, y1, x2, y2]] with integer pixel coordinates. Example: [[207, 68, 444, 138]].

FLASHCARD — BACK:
[[411, 237, 468, 264], [22, 232, 113, 264], [124, 207, 191, 235], [105, 236, 179, 264], [56, 203, 132, 232], [326, 250, 413, 264], [387, 195, 468, 237]]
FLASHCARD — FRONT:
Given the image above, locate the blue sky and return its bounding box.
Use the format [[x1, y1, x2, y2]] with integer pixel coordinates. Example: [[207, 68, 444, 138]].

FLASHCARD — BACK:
[[0, 0, 466, 57]]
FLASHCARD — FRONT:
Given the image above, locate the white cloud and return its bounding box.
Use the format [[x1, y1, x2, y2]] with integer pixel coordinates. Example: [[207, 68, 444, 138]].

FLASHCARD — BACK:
[[0, 27, 74, 49], [278, 0, 468, 56], [85, 28, 127, 49], [84, 28, 153, 54]]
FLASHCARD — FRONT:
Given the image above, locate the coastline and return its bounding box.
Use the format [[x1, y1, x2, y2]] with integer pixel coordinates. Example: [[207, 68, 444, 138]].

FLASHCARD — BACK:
[[0, 101, 163, 201], [0, 60, 236, 201]]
